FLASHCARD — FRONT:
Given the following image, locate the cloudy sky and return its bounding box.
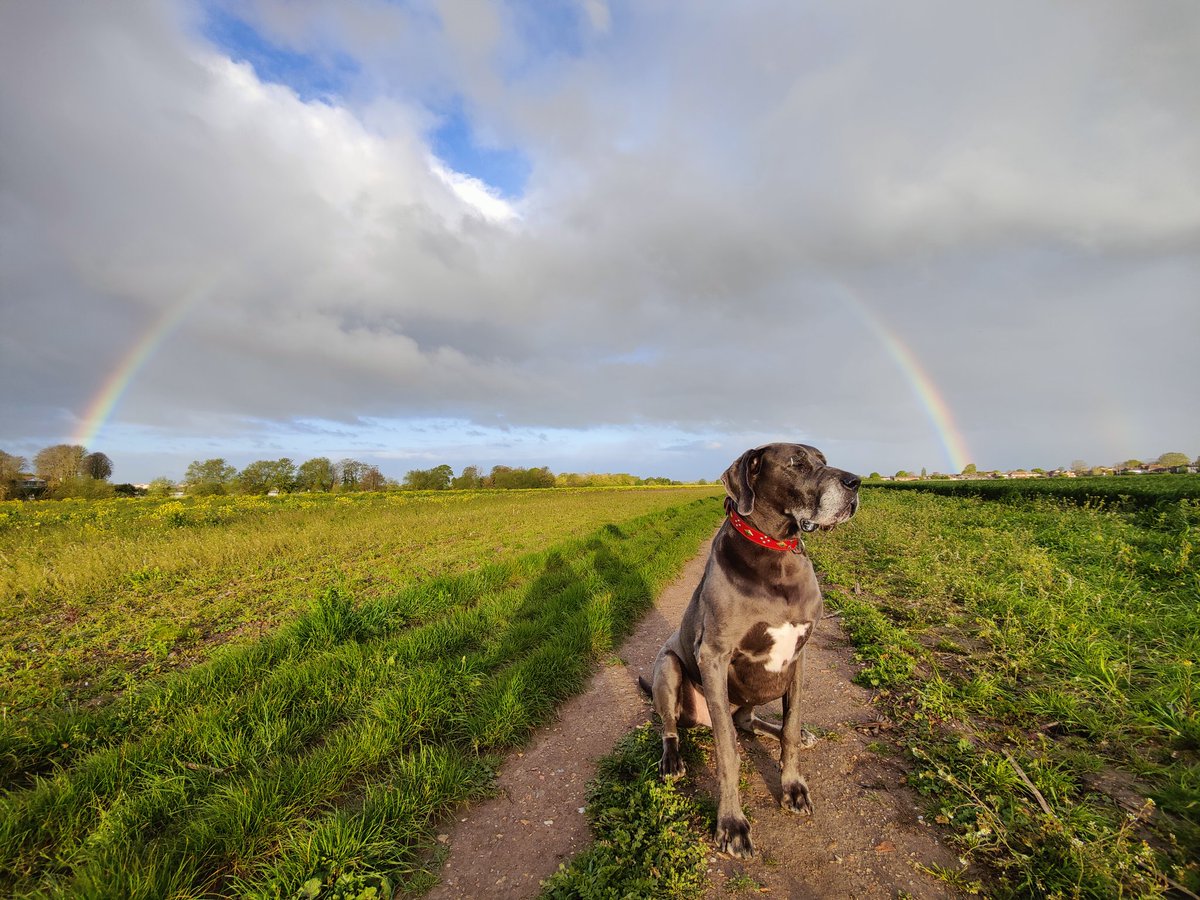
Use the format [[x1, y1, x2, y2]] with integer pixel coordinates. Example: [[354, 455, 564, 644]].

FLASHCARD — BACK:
[[2, 1, 1198, 483]]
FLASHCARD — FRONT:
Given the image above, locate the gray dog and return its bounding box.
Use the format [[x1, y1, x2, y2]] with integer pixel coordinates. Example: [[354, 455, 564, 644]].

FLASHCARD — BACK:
[[642, 442, 860, 858]]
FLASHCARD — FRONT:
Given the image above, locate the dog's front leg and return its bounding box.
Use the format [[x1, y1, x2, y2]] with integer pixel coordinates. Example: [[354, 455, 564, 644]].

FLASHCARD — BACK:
[[779, 646, 814, 815], [698, 644, 754, 858]]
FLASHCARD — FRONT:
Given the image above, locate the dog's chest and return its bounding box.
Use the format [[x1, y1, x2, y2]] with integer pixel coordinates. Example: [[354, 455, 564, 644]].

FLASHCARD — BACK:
[[737, 620, 812, 673]]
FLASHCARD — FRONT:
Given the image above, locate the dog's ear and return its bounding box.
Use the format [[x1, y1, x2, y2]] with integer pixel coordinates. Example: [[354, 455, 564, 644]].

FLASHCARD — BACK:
[[721, 447, 764, 516]]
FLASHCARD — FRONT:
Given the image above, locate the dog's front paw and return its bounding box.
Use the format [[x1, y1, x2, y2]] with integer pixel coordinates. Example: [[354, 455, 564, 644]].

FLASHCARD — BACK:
[[659, 737, 686, 779], [715, 815, 754, 858], [780, 778, 813, 815]]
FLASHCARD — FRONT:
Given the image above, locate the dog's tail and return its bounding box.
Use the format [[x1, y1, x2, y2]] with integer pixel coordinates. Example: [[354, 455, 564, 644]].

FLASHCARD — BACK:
[[637, 675, 653, 697]]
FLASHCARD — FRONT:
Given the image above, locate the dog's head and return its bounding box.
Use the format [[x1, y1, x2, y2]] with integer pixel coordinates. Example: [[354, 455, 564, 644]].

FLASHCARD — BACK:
[[720, 442, 860, 533]]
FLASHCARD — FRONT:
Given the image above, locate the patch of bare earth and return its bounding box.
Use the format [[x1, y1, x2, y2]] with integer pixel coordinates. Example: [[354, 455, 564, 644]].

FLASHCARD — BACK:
[[426, 537, 964, 899]]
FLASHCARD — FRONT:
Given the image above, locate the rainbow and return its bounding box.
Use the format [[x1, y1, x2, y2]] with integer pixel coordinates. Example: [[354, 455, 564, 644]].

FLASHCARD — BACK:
[[72, 300, 195, 448], [834, 286, 973, 474]]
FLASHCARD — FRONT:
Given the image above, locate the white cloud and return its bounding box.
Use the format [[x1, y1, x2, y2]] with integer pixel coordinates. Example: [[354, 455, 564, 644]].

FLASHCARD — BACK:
[[1, 0, 1198, 482]]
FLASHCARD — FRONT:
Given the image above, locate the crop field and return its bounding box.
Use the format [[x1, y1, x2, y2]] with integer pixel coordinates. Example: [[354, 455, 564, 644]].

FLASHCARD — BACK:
[[877, 473, 1200, 509], [809, 486, 1199, 896], [0, 487, 723, 898]]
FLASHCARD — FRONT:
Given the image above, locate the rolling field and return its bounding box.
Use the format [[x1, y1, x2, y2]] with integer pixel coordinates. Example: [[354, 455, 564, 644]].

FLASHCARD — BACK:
[[0, 487, 723, 898], [809, 486, 1199, 896]]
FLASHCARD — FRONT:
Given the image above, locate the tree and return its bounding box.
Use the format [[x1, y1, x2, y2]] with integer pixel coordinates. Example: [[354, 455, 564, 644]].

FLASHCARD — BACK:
[[337, 459, 368, 490], [1119, 459, 1144, 470], [35, 444, 87, 486], [147, 477, 176, 498], [184, 458, 237, 495], [296, 457, 337, 492], [489, 465, 555, 489], [1155, 451, 1190, 467], [361, 466, 387, 491], [920, 467, 927, 479], [867, 472, 881, 480], [403, 465, 453, 490], [451, 465, 483, 490], [0, 451, 26, 500], [237, 458, 295, 494], [82, 451, 113, 481], [961, 463, 977, 475], [894, 470, 909, 479], [1070, 459, 1088, 473]]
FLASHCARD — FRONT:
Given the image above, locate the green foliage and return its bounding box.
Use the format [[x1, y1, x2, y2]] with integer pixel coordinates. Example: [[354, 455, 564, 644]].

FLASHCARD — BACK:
[[296, 457, 337, 493], [238, 458, 297, 494], [49, 475, 115, 499], [810, 488, 1200, 895], [541, 726, 707, 900], [402, 464, 453, 490], [450, 465, 483, 489], [488, 465, 556, 489], [185, 457, 238, 495], [146, 476, 175, 497], [1157, 452, 1191, 468]]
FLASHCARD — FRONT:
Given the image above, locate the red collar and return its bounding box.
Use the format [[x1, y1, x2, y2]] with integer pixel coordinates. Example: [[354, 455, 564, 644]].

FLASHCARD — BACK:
[[728, 509, 801, 553]]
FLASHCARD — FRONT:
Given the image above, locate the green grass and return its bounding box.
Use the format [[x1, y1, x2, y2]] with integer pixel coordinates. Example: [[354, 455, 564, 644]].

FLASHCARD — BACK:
[[540, 726, 709, 900], [0, 491, 723, 899], [0, 487, 716, 718], [810, 488, 1199, 897]]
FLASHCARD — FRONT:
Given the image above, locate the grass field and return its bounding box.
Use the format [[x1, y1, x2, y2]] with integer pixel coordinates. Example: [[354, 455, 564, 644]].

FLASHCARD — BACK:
[[6, 481, 1197, 898], [809, 487, 1199, 896], [0, 487, 723, 898]]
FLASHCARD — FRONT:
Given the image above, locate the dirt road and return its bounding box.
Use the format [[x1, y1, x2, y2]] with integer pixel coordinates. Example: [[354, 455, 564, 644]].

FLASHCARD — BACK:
[[426, 537, 963, 898]]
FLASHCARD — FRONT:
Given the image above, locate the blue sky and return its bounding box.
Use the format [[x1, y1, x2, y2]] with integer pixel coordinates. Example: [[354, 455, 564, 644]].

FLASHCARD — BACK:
[[1, 1, 1197, 484], [202, 3, 532, 198]]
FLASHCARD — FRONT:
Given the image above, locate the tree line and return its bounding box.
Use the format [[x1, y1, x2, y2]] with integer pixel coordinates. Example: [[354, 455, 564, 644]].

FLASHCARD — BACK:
[[1, 444, 119, 500], [868, 451, 1199, 481], [1, 444, 689, 500]]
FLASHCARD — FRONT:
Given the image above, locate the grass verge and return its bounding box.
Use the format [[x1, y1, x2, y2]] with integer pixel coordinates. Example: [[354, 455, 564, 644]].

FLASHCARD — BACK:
[[811, 488, 1199, 897]]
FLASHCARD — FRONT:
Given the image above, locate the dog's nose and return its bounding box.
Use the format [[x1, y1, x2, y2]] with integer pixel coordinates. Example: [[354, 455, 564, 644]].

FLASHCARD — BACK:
[[841, 473, 861, 490]]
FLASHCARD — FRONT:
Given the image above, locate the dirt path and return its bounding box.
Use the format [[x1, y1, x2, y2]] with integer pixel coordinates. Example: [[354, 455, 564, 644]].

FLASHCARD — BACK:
[[426, 537, 963, 899]]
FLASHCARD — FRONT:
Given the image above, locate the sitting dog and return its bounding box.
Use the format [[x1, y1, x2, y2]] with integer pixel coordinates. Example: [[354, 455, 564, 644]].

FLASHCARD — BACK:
[[641, 442, 860, 857]]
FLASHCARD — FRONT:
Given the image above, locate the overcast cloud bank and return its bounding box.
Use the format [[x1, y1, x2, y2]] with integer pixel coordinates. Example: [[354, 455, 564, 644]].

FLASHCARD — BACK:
[[2, 1, 1197, 482]]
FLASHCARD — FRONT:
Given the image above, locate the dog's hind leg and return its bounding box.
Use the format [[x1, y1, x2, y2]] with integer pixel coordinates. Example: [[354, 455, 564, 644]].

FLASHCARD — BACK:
[[732, 706, 783, 740], [650, 648, 688, 778]]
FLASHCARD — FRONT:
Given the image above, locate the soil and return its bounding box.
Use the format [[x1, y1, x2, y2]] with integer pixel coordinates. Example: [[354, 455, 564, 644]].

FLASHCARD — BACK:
[[425, 537, 965, 899]]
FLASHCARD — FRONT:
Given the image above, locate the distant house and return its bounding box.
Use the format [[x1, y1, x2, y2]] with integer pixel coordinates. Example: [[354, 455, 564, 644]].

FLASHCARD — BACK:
[[1008, 470, 1038, 479], [15, 477, 47, 498]]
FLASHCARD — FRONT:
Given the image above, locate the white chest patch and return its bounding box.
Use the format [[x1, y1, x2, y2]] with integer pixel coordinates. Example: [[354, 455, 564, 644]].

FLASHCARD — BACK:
[[764, 622, 811, 673]]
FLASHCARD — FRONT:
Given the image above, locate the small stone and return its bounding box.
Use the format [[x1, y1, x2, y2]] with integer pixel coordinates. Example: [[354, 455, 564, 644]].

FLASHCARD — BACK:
[[874, 840, 896, 853], [436, 834, 449, 843]]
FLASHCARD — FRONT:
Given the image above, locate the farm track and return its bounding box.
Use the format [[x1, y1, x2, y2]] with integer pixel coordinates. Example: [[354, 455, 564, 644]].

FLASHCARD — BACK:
[[427, 537, 963, 899]]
